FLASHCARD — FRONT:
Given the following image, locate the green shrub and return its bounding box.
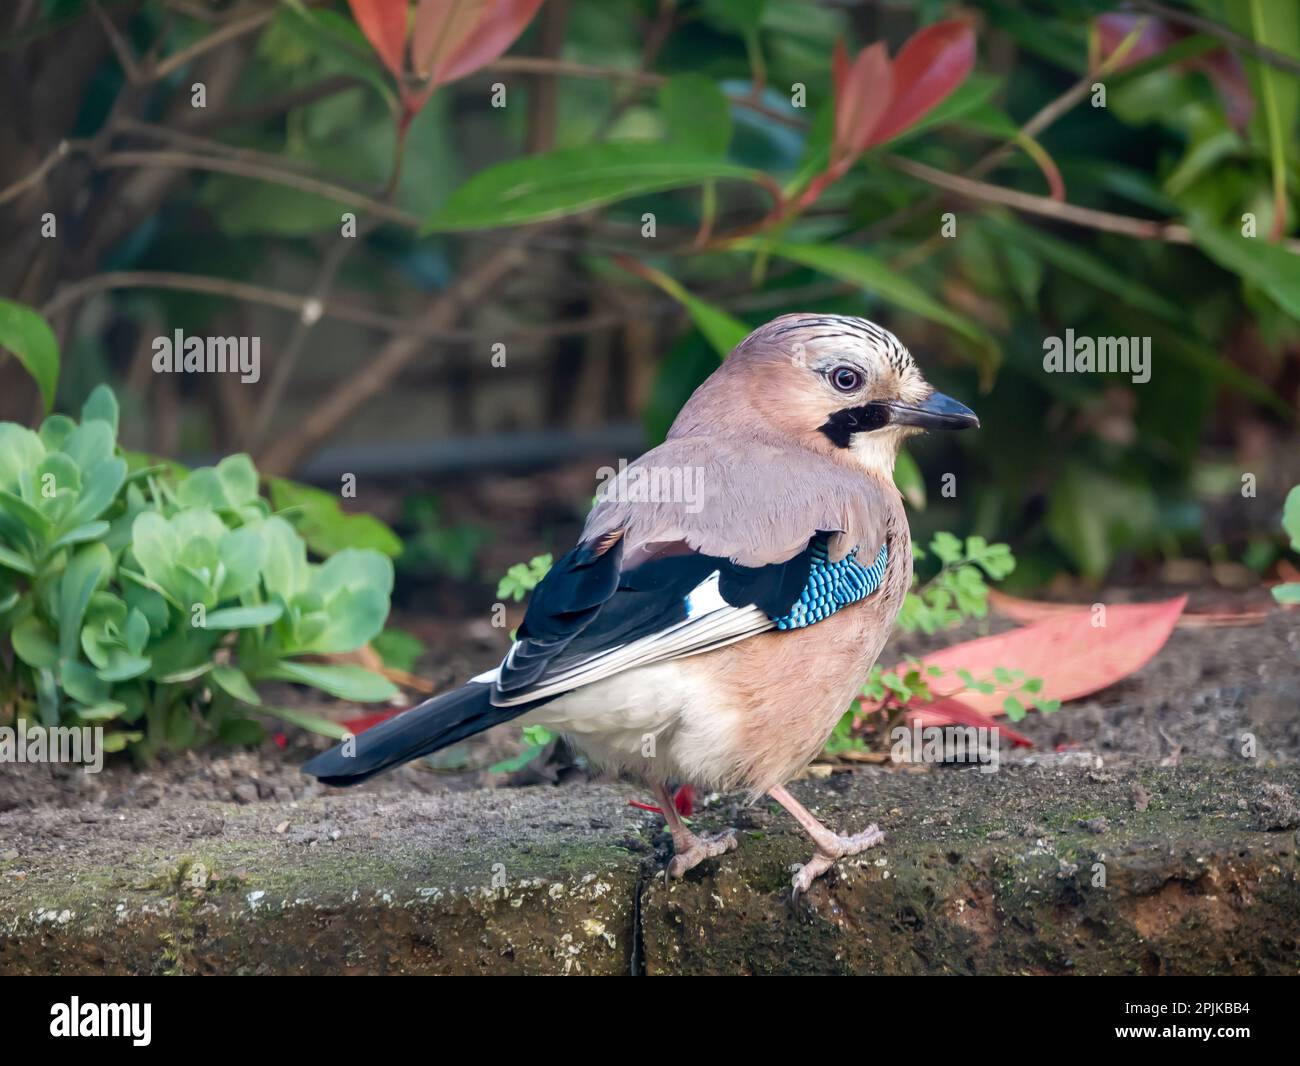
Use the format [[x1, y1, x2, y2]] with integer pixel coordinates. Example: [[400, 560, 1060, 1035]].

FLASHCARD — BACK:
[[1274, 486, 1300, 606], [0, 386, 397, 757]]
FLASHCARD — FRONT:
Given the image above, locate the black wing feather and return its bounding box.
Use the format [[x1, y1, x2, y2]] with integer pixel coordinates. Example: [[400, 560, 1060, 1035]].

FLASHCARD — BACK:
[[496, 533, 827, 700]]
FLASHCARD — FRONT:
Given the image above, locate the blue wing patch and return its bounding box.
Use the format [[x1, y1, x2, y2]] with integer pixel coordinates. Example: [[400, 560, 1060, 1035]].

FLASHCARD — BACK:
[[770, 540, 889, 630]]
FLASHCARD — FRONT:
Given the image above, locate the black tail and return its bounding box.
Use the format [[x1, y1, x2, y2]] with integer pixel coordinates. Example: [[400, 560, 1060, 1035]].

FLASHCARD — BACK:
[[302, 682, 534, 786]]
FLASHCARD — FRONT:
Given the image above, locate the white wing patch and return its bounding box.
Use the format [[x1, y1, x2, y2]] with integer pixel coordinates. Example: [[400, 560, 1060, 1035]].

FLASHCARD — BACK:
[[490, 572, 773, 707]]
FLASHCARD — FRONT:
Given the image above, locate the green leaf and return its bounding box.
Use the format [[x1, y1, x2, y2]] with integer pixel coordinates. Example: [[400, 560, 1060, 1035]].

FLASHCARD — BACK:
[[0, 545, 35, 575], [371, 627, 425, 672], [263, 660, 399, 702], [202, 603, 284, 630], [268, 477, 402, 558], [0, 424, 46, 494], [497, 554, 552, 601], [629, 264, 748, 358], [80, 384, 119, 434], [58, 543, 112, 661], [980, 214, 1181, 321], [0, 298, 59, 413], [1272, 582, 1300, 604], [62, 456, 126, 530], [255, 516, 310, 599], [1232, 0, 1298, 243], [212, 663, 262, 705], [893, 449, 925, 509], [49, 520, 111, 553], [930, 531, 964, 565], [660, 74, 732, 156], [59, 419, 115, 472], [101, 731, 143, 753], [279, 2, 396, 110], [761, 241, 999, 368], [0, 489, 53, 541], [12, 616, 59, 669], [75, 701, 127, 722], [257, 704, 351, 740], [423, 143, 773, 232], [1283, 485, 1300, 550], [1189, 221, 1300, 321]]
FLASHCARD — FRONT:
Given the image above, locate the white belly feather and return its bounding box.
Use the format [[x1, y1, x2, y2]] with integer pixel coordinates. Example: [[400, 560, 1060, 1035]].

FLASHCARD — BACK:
[[515, 659, 743, 788]]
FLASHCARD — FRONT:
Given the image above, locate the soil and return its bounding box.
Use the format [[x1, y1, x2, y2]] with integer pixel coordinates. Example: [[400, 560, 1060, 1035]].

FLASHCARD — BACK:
[[1, 466, 1297, 973]]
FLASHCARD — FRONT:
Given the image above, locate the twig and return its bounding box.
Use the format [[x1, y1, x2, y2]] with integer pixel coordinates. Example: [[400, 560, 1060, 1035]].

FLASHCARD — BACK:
[[191, 74, 363, 132], [241, 238, 355, 452], [0, 139, 83, 206], [1131, 0, 1300, 77], [256, 239, 536, 475], [150, 6, 275, 80], [89, 0, 143, 84], [94, 150, 420, 227], [886, 154, 1300, 254]]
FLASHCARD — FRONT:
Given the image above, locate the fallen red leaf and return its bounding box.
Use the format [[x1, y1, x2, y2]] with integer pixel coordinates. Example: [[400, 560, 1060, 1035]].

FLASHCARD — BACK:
[[989, 588, 1276, 628], [904, 696, 1033, 747], [339, 707, 407, 734], [901, 594, 1187, 719]]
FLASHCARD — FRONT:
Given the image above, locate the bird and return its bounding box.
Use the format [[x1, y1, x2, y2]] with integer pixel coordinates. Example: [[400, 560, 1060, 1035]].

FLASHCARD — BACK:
[[303, 313, 979, 895]]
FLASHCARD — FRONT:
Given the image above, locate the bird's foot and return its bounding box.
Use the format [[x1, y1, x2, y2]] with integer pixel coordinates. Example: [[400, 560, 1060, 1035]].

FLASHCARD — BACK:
[[790, 823, 885, 898], [666, 828, 738, 878]]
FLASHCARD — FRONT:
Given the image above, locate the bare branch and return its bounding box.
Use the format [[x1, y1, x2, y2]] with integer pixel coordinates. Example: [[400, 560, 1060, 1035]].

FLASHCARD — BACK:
[[0, 139, 83, 207], [95, 149, 421, 227], [256, 240, 534, 475], [885, 155, 1300, 254], [150, 6, 275, 81], [1131, 0, 1300, 77]]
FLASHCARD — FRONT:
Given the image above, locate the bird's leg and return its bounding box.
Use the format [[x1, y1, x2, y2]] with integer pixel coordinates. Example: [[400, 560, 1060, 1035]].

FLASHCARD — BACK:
[[653, 783, 737, 878], [768, 783, 885, 897]]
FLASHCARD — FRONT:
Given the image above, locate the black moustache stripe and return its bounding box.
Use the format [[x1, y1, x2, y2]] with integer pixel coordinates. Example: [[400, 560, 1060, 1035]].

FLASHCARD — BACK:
[[818, 403, 890, 448]]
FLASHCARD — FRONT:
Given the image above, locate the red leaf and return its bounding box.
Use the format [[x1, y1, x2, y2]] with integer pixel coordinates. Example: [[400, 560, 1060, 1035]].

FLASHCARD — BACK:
[[1095, 13, 1178, 66], [832, 40, 894, 163], [897, 595, 1187, 718], [1095, 13, 1253, 133], [347, 0, 409, 79], [870, 19, 975, 146], [989, 589, 1277, 629], [904, 696, 1033, 747], [414, 0, 544, 88], [339, 707, 406, 734], [628, 784, 695, 817]]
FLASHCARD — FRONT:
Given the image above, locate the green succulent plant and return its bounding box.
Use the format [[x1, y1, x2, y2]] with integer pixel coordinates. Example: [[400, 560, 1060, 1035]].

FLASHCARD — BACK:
[[0, 385, 397, 757]]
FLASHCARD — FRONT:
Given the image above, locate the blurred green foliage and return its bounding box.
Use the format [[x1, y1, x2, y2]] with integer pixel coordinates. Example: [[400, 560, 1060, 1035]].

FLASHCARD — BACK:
[[3, 0, 1298, 590]]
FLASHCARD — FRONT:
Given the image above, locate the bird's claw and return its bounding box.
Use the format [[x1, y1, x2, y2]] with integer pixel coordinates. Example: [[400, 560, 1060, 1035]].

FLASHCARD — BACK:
[[665, 828, 738, 879], [790, 823, 885, 901]]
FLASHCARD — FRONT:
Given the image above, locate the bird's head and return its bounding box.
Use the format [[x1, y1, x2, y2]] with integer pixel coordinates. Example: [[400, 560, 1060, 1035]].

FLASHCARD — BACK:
[[670, 313, 979, 480]]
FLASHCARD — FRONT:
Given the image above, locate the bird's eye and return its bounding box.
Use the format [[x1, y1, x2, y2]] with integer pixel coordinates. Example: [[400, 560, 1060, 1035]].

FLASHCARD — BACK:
[[830, 366, 862, 392]]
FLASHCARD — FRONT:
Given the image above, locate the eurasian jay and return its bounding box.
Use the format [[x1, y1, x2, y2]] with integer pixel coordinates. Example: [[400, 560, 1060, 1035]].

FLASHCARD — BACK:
[[304, 313, 978, 894]]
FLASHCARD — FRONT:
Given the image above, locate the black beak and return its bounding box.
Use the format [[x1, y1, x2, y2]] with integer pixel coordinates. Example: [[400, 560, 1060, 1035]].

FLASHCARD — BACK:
[[876, 391, 979, 431]]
